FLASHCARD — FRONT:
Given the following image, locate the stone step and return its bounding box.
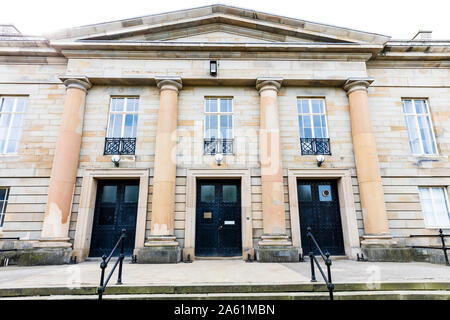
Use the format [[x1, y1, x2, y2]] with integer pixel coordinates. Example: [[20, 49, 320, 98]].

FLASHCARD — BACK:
[[1, 282, 449, 298], [2, 291, 450, 300]]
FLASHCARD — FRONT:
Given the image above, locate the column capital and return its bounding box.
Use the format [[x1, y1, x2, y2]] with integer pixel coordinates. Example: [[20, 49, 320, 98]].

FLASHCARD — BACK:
[[343, 78, 374, 95], [256, 78, 283, 94], [156, 76, 183, 93], [60, 76, 92, 93]]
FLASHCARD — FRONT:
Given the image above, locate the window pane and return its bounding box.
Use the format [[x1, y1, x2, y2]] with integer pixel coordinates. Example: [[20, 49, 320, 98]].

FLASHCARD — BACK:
[[124, 185, 139, 203], [402, 100, 413, 114], [432, 188, 450, 227], [112, 114, 123, 137], [111, 98, 124, 112], [0, 189, 6, 200], [126, 98, 139, 112], [298, 185, 312, 202], [298, 116, 304, 136], [417, 116, 436, 154], [0, 113, 11, 128], [201, 185, 215, 203], [414, 100, 427, 114], [311, 100, 323, 113], [420, 187, 450, 228], [301, 100, 310, 113], [102, 186, 117, 203], [1, 98, 15, 112], [205, 115, 218, 139], [220, 99, 232, 112], [220, 115, 232, 139], [123, 114, 134, 137], [206, 99, 218, 113], [405, 116, 421, 154], [223, 185, 237, 202]]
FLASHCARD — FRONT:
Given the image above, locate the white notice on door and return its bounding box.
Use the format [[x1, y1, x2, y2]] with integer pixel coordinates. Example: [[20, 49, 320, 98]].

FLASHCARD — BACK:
[[224, 221, 235, 225]]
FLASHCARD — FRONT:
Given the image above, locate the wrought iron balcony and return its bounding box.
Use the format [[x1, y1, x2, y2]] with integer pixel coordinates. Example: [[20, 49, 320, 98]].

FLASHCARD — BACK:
[[204, 138, 234, 155], [104, 137, 136, 155], [300, 138, 331, 155]]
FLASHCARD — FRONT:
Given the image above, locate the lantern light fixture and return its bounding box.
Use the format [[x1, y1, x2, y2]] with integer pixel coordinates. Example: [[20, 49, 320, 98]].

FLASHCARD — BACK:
[[210, 60, 218, 76]]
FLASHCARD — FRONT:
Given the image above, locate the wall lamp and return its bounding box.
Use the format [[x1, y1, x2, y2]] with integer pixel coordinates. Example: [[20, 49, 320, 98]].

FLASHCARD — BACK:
[[316, 155, 325, 167], [210, 60, 218, 76], [111, 155, 121, 167], [214, 152, 224, 166]]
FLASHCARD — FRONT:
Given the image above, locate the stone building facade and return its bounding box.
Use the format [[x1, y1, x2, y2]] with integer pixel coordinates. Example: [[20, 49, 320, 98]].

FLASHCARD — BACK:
[[0, 5, 449, 265]]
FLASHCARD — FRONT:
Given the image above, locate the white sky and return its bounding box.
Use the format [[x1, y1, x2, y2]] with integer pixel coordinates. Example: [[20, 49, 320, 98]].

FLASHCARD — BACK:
[[1, 0, 449, 39]]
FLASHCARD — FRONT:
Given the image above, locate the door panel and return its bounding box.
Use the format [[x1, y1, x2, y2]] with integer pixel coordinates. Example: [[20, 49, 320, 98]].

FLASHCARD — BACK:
[[89, 180, 139, 257], [297, 180, 345, 255], [195, 180, 242, 257]]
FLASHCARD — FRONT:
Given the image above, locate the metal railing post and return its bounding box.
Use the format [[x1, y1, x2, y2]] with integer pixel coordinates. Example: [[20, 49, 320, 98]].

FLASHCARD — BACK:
[[438, 229, 450, 266], [117, 229, 126, 285], [325, 252, 334, 300], [98, 254, 107, 301], [307, 227, 316, 282]]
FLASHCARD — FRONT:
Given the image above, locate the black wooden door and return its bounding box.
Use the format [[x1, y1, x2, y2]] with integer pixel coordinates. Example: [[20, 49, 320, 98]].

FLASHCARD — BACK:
[[195, 180, 242, 257], [297, 180, 345, 255], [89, 180, 139, 257]]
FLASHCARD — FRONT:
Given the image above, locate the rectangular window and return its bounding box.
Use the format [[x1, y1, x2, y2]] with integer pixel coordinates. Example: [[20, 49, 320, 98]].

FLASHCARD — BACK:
[[402, 99, 437, 155], [0, 188, 9, 227], [297, 98, 328, 139], [0, 97, 27, 154], [204, 97, 233, 154], [106, 97, 139, 138], [297, 98, 330, 155], [419, 187, 450, 228], [104, 97, 139, 155]]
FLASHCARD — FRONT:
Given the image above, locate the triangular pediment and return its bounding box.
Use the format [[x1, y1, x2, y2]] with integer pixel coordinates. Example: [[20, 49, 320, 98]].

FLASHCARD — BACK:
[[47, 4, 390, 45]]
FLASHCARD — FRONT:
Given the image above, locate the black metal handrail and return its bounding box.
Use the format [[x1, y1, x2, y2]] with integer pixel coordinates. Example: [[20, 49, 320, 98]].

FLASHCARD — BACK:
[[300, 138, 331, 155], [410, 229, 449, 266], [307, 227, 334, 300], [104, 137, 136, 155], [97, 229, 127, 301], [204, 138, 234, 155]]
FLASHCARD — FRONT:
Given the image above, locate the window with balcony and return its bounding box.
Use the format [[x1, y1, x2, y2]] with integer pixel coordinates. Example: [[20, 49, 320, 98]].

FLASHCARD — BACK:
[[419, 187, 450, 228], [297, 98, 330, 155], [402, 99, 437, 155], [0, 97, 27, 154], [104, 97, 139, 155], [0, 188, 9, 227], [204, 97, 233, 155]]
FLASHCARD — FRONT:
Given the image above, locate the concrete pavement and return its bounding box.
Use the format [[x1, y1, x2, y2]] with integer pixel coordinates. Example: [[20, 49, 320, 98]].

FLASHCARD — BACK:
[[1, 259, 449, 289]]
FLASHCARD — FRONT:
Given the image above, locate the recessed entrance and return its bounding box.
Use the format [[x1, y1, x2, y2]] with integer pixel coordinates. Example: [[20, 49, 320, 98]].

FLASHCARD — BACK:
[[89, 179, 139, 257], [297, 179, 345, 255], [195, 179, 242, 257]]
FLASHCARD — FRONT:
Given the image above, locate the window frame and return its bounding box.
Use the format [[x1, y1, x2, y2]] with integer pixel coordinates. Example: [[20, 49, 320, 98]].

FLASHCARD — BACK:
[[0, 96, 27, 155], [106, 96, 140, 139], [0, 187, 10, 227], [418, 186, 450, 229], [296, 97, 330, 139], [401, 98, 438, 156], [203, 97, 234, 140]]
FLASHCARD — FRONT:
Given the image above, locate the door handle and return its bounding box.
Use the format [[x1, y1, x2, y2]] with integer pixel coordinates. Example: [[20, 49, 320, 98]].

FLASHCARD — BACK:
[[218, 225, 223, 230]]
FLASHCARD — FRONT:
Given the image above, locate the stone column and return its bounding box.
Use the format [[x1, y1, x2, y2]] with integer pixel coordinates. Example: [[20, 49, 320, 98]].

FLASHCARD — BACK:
[[138, 77, 182, 263], [344, 79, 397, 260], [255, 78, 298, 262], [34, 77, 92, 265]]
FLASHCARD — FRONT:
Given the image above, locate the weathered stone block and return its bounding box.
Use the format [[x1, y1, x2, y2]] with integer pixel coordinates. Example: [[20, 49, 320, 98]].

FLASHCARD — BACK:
[[136, 246, 182, 264], [256, 246, 299, 263], [0, 248, 71, 266]]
